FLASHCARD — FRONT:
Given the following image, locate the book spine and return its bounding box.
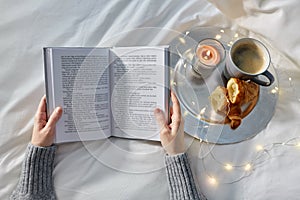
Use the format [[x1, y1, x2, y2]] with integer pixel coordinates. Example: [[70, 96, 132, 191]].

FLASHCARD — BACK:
[[43, 48, 57, 142], [165, 47, 171, 124]]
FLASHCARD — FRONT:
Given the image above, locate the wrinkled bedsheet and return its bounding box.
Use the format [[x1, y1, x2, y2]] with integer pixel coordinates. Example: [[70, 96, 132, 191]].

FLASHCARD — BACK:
[[1, 0, 300, 199]]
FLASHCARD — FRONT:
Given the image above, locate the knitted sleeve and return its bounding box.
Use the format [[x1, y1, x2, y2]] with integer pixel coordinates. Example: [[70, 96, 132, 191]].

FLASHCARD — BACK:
[[165, 153, 207, 200], [10, 143, 57, 200]]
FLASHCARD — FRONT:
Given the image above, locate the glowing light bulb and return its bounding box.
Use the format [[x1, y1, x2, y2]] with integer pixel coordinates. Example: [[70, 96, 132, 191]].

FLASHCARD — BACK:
[[208, 176, 218, 185], [224, 164, 233, 171], [244, 164, 252, 171], [215, 34, 221, 40], [227, 41, 234, 47], [179, 37, 186, 44], [183, 110, 189, 117], [271, 89, 277, 94], [200, 107, 206, 115], [256, 145, 264, 151]]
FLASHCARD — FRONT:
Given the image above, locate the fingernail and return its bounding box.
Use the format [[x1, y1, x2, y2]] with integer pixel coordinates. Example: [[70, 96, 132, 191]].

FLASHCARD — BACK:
[[154, 108, 161, 114], [55, 107, 62, 114]]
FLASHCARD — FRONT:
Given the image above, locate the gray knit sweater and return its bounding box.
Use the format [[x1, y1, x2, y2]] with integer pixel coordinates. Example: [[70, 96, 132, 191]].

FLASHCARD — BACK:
[[10, 144, 206, 200]]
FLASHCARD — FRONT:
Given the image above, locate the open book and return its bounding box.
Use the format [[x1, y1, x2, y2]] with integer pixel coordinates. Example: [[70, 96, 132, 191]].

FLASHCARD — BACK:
[[44, 46, 170, 143]]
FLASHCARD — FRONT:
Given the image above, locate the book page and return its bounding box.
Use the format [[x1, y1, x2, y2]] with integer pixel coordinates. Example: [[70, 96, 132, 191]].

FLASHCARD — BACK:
[[45, 47, 111, 143], [110, 46, 169, 141]]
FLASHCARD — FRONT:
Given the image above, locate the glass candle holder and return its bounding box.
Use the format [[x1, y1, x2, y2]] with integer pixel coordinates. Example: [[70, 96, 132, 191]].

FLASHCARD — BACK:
[[192, 38, 226, 78]]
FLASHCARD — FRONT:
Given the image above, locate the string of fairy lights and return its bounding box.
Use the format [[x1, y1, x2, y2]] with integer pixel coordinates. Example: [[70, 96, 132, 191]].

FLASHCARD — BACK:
[[200, 136, 300, 186], [201, 137, 300, 186]]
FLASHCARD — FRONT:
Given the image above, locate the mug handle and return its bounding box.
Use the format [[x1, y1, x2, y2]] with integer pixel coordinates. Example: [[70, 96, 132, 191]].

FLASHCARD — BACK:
[[251, 70, 275, 86]]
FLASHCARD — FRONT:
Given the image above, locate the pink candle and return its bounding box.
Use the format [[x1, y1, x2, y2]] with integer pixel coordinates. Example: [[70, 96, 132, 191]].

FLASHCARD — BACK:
[[196, 45, 221, 66]]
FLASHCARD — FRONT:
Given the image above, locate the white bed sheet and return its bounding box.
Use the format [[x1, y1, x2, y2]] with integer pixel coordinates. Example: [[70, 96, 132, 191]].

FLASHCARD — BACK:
[[1, 0, 300, 199]]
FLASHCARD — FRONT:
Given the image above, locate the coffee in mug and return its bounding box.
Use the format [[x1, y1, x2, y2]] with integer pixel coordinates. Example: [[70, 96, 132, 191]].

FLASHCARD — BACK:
[[224, 38, 274, 86]]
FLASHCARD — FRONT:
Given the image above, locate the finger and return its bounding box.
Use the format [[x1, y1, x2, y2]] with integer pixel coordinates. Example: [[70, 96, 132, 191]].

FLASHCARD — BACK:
[[45, 107, 63, 129], [170, 92, 181, 121], [34, 96, 48, 129], [170, 92, 182, 134], [154, 108, 169, 130], [37, 95, 47, 114]]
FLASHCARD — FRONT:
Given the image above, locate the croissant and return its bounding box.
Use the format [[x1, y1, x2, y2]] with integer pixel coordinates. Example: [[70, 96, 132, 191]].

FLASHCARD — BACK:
[[227, 78, 259, 105], [209, 78, 259, 129], [226, 78, 245, 105], [242, 80, 259, 104], [227, 103, 242, 129]]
